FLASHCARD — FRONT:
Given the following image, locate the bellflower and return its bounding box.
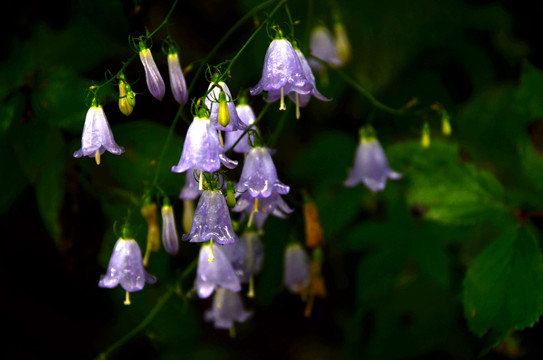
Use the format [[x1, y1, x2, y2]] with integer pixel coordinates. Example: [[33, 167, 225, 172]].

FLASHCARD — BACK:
[[233, 192, 293, 218], [283, 243, 311, 294], [179, 168, 203, 201], [167, 50, 188, 105], [221, 232, 264, 283], [309, 26, 343, 70], [182, 190, 239, 245], [224, 103, 256, 154], [171, 116, 237, 174], [344, 129, 402, 192], [250, 38, 313, 111], [236, 147, 290, 198], [139, 46, 166, 101], [205, 81, 247, 132], [161, 205, 179, 255], [73, 103, 124, 164], [98, 238, 156, 292], [195, 243, 241, 298], [205, 288, 252, 329]]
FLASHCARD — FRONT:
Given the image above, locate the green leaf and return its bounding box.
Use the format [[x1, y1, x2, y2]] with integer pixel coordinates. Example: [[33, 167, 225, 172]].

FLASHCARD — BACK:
[[462, 226, 543, 338], [388, 139, 509, 224], [516, 60, 543, 120]]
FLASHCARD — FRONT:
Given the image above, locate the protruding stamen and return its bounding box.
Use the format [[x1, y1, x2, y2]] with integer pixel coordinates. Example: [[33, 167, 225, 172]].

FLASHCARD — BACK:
[[279, 87, 286, 110], [303, 294, 315, 317], [229, 326, 236, 339], [295, 93, 300, 120], [198, 170, 203, 191], [247, 210, 254, 228], [208, 240, 215, 262], [254, 198, 259, 213], [247, 275, 255, 298], [95, 150, 101, 165], [123, 291, 131, 306], [218, 130, 224, 147]]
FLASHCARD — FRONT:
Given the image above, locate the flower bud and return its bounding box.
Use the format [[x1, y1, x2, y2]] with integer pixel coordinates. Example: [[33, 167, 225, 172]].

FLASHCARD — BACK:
[[167, 51, 188, 105], [141, 202, 160, 266], [161, 204, 179, 255], [139, 46, 165, 101], [334, 22, 351, 64], [218, 91, 231, 127], [118, 80, 133, 116], [303, 199, 324, 248], [226, 181, 236, 208], [442, 112, 451, 136], [421, 122, 431, 148]]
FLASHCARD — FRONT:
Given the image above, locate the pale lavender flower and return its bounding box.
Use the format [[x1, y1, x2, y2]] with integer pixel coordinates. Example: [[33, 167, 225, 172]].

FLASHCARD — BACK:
[[221, 232, 264, 283], [195, 244, 241, 298], [310, 26, 343, 70], [205, 287, 252, 329], [98, 238, 156, 292], [179, 168, 203, 201], [233, 192, 293, 218], [182, 190, 239, 245], [205, 81, 248, 132], [171, 116, 237, 173], [161, 205, 179, 255], [139, 47, 166, 100], [73, 104, 124, 163], [344, 138, 402, 192], [236, 147, 289, 198], [167, 51, 188, 105], [283, 243, 311, 294], [224, 104, 256, 154], [250, 38, 313, 110]]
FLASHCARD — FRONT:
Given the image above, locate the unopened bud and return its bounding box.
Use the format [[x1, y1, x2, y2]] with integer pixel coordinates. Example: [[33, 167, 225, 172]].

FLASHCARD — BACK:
[[218, 91, 230, 127], [421, 122, 431, 148], [441, 112, 451, 136]]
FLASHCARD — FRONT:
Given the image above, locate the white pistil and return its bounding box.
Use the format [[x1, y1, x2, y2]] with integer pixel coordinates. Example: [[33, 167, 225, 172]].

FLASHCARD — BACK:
[[279, 87, 286, 110], [247, 275, 255, 298], [95, 150, 101, 165], [198, 170, 203, 191], [123, 291, 131, 306], [208, 239, 215, 262], [295, 93, 300, 120], [218, 130, 224, 147]]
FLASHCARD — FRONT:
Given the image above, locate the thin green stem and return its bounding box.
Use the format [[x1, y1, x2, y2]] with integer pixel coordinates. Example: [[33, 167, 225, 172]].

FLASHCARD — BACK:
[[284, 3, 295, 40], [148, 0, 181, 38], [96, 258, 197, 360], [336, 70, 424, 117], [189, 0, 284, 94]]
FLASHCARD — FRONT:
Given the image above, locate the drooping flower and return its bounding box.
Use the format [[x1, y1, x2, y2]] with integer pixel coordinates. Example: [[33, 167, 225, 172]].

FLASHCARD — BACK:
[[344, 127, 402, 192], [221, 231, 264, 283], [167, 50, 188, 105], [205, 287, 252, 329], [73, 102, 124, 164], [161, 204, 179, 255], [236, 147, 290, 198], [266, 48, 330, 118], [224, 103, 257, 154], [250, 38, 313, 111], [309, 26, 343, 70], [283, 243, 311, 294], [195, 243, 241, 298], [179, 168, 203, 201], [139, 46, 166, 100], [205, 81, 247, 132], [171, 115, 237, 174], [98, 238, 156, 292], [233, 192, 293, 218], [182, 190, 239, 245]]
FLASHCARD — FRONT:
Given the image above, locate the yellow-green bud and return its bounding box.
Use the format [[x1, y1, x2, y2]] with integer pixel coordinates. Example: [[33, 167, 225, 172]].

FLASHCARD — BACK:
[[118, 81, 133, 116], [226, 181, 236, 208], [218, 91, 230, 127], [441, 112, 451, 136], [421, 122, 431, 149]]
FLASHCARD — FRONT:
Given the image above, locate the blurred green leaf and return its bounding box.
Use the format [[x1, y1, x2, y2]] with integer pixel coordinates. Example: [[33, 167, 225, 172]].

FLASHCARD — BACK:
[[0, 93, 24, 136], [388, 139, 510, 224], [462, 226, 543, 338], [0, 141, 28, 213], [104, 120, 184, 197], [516, 60, 543, 120]]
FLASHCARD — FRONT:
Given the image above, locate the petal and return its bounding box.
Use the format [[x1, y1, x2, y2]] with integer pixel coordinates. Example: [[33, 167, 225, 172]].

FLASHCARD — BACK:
[[140, 48, 165, 100], [167, 52, 188, 105]]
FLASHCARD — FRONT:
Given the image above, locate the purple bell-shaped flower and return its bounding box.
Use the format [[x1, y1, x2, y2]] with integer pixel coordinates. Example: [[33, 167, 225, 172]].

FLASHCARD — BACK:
[[250, 38, 313, 111], [344, 127, 402, 192], [161, 204, 179, 255], [139, 46, 166, 101], [171, 115, 238, 174], [221, 231, 264, 283], [195, 243, 241, 298], [309, 26, 343, 71], [205, 81, 248, 132], [233, 192, 293, 217], [283, 243, 311, 294], [224, 103, 256, 154], [74, 102, 124, 164], [98, 238, 156, 292], [182, 190, 239, 245], [236, 147, 290, 198], [167, 50, 188, 105], [205, 287, 252, 329]]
